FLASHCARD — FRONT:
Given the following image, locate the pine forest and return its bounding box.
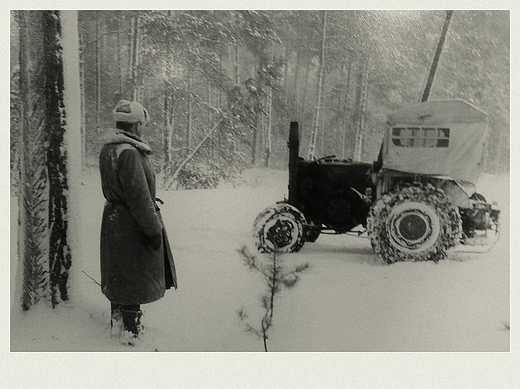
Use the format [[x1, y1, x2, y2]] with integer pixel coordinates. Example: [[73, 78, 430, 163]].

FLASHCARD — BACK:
[[7, 10, 513, 364], [10, 10, 510, 193]]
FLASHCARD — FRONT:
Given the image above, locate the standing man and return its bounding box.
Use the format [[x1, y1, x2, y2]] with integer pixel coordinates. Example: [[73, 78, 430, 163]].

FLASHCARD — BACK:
[[99, 100, 176, 345]]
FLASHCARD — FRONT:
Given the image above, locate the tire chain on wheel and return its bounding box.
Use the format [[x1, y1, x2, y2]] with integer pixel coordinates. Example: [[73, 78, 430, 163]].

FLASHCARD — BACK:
[[252, 203, 306, 253], [367, 183, 462, 264]]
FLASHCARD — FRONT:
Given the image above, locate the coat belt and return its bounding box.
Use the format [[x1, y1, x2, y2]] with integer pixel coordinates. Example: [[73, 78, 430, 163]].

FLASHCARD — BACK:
[[107, 198, 161, 211], [107, 199, 126, 206]]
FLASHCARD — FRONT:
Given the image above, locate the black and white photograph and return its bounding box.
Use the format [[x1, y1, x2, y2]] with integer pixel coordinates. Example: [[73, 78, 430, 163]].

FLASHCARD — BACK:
[[5, 4, 517, 388]]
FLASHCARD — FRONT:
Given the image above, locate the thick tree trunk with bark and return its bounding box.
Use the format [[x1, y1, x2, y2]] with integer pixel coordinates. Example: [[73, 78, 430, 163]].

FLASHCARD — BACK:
[[17, 10, 81, 310], [18, 11, 50, 310], [44, 12, 72, 307]]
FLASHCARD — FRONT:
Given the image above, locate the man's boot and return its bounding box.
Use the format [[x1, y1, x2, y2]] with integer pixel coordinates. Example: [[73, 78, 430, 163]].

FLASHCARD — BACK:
[[121, 305, 143, 346], [110, 303, 124, 338]]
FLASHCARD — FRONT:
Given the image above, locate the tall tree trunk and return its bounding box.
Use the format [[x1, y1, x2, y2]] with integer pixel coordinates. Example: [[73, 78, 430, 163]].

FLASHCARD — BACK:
[[251, 121, 258, 165], [130, 14, 140, 100], [162, 90, 175, 184], [234, 42, 240, 86], [18, 10, 50, 310], [59, 10, 83, 304], [249, 65, 260, 166], [493, 124, 502, 173], [17, 10, 81, 310], [291, 50, 301, 118], [217, 88, 222, 163], [116, 15, 123, 96], [319, 76, 328, 156], [264, 43, 274, 168], [208, 83, 214, 159], [95, 13, 101, 133], [354, 64, 369, 161], [308, 10, 328, 159], [187, 73, 193, 153], [264, 90, 272, 168], [420, 10, 453, 103], [299, 63, 311, 146], [283, 45, 290, 107], [79, 30, 87, 167], [340, 61, 352, 159]]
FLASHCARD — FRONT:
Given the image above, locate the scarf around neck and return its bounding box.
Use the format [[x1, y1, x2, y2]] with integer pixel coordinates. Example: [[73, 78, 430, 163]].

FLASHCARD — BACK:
[[102, 128, 152, 154]]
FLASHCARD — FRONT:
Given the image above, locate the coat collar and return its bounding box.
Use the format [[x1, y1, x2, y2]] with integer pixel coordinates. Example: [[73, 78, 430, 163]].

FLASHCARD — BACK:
[[102, 128, 152, 154]]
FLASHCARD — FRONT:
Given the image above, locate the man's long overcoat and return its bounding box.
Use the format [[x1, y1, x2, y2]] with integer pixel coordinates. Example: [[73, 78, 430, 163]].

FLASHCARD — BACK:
[[99, 129, 166, 305]]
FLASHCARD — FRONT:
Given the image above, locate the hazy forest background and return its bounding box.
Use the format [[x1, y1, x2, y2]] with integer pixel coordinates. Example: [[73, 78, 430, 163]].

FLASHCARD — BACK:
[[10, 10, 510, 192]]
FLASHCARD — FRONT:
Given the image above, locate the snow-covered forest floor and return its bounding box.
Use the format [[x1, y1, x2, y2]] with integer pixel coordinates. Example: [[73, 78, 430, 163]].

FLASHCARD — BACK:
[[10, 168, 510, 353]]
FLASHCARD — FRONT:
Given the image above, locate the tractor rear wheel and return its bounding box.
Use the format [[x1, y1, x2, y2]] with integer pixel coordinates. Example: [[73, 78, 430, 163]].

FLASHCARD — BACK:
[[367, 184, 462, 263], [252, 203, 306, 253]]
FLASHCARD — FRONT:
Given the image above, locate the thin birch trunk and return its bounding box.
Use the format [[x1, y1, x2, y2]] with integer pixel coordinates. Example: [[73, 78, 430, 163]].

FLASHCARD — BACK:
[[291, 50, 301, 118], [299, 64, 311, 146], [165, 100, 240, 189], [217, 88, 222, 163], [79, 30, 87, 167], [208, 83, 214, 159], [320, 77, 327, 156], [234, 42, 240, 86], [494, 126, 502, 173], [308, 10, 327, 159], [95, 13, 101, 133], [187, 73, 193, 153], [130, 14, 140, 100], [283, 45, 290, 107], [116, 15, 123, 96], [251, 121, 258, 165], [354, 64, 369, 161], [162, 91, 175, 185], [340, 61, 352, 159], [265, 43, 274, 168], [60, 10, 83, 304]]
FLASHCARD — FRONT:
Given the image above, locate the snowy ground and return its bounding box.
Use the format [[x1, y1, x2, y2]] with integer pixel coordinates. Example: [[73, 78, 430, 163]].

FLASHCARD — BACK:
[[9, 168, 511, 354]]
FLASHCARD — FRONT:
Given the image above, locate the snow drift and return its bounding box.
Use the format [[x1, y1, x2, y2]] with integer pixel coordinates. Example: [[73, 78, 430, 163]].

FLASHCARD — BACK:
[[10, 168, 509, 352]]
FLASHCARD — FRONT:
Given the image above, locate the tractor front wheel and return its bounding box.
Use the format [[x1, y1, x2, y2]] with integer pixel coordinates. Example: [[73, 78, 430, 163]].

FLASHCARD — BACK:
[[367, 184, 462, 263], [252, 203, 306, 253]]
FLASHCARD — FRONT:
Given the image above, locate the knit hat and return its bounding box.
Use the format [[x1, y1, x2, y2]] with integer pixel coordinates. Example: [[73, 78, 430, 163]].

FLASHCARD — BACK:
[[112, 100, 149, 124]]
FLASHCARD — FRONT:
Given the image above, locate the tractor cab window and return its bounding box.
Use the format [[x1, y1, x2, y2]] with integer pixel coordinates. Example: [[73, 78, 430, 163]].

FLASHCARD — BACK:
[[392, 127, 450, 148]]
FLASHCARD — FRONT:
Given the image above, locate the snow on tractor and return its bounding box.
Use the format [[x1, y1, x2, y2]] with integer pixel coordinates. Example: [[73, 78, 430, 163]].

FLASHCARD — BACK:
[[252, 99, 500, 263]]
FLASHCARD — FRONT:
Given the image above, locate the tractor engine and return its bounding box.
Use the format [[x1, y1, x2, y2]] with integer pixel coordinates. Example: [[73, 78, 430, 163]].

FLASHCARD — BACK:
[[291, 158, 375, 233]]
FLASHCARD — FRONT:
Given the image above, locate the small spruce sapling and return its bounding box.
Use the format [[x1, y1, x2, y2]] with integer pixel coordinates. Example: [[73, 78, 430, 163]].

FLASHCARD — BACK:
[[237, 244, 309, 352]]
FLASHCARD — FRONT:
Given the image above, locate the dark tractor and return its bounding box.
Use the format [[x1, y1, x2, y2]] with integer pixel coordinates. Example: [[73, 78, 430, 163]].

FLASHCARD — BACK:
[[252, 99, 500, 263]]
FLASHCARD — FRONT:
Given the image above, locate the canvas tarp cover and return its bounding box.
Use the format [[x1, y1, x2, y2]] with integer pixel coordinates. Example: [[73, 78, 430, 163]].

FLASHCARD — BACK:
[[383, 100, 488, 187]]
